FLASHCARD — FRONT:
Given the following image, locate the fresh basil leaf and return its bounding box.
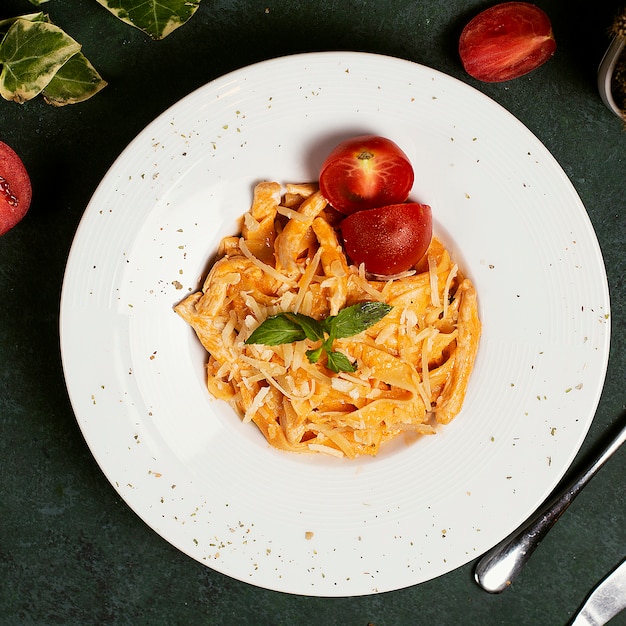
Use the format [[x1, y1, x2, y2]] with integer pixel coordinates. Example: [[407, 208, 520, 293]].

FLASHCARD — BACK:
[[245, 314, 307, 346], [245, 302, 391, 374], [325, 301, 393, 339], [0, 19, 81, 103], [284, 313, 325, 342], [326, 351, 356, 374], [42, 51, 107, 106], [95, 0, 202, 40], [305, 346, 324, 364]]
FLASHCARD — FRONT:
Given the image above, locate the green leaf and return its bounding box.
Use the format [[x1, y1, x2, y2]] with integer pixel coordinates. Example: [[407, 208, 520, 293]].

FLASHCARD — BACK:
[[95, 0, 202, 40], [305, 346, 324, 364], [283, 313, 325, 342], [0, 12, 46, 42], [326, 351, 356, 374], [28, 0, 50, 6], [325, 301, 393, 339], [244, 302, 392, 374], [42, 51, 107, 106], [245, 314, 307, 346], [0, 19, 81, 103]]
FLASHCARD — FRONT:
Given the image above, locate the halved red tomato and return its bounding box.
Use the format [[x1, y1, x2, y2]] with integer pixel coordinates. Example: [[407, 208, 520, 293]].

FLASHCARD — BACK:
[[319, 135, 414, 215], [459, 2, 556, 83], [0, 141, 32, 236], [340, 202, 432, 275]]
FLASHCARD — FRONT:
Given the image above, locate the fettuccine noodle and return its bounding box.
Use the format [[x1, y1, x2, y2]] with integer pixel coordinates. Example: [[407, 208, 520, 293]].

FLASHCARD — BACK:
[[175, 182, 481, 458]]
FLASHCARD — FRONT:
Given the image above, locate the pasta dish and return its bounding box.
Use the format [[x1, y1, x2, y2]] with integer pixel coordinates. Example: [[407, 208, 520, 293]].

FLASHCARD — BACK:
[[175, 181, 481, 458]]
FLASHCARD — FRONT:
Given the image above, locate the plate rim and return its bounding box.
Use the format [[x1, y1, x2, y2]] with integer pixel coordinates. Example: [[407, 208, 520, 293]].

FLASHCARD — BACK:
[[59, 50, 611, 597]]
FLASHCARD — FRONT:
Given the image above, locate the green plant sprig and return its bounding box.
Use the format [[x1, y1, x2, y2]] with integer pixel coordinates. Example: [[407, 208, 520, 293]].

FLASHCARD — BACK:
[[0, 13, 106, 106], [244, 301, 393, 373], [95, 0, 202, 40]]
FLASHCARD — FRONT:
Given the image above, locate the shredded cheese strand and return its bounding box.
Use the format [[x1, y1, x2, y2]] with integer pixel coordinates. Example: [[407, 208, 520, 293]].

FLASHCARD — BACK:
[[174, 181, 481, 458], [239, 237, 297, 287]]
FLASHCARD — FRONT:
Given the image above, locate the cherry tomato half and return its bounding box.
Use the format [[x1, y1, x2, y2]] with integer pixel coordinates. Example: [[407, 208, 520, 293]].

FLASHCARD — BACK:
[[340, 202, 432, 275], [0, 141, 32, 236], [319, 135, 414, 215], [459, 2, 556, 83]]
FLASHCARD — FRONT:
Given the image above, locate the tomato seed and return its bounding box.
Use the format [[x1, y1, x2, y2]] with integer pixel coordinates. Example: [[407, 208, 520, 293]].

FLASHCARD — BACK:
[[0, 176, 19, 207]]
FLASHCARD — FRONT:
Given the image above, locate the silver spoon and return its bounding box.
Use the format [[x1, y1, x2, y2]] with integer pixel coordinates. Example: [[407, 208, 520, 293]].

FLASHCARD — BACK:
[[474, 414, 626, 593], [597, 35, 625, 118]]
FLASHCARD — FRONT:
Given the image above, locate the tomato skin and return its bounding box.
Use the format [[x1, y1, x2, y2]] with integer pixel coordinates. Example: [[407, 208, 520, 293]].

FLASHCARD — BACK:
[[319, 135, 414, 215], [459, 2, 556, 83], [0, 141, 32, 235], [340, 203, 432, 275]]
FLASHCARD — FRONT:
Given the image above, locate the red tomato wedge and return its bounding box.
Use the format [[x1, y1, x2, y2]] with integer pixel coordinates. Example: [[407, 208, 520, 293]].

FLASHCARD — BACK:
[[0, 141, 32, 235], [340, 202, 432, 276], [459, 2, 556, 83], [319, 135, 414, 214]]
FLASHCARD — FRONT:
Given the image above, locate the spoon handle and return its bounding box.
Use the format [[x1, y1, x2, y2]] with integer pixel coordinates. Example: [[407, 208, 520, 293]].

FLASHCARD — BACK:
[[474, 416, 626, 593]]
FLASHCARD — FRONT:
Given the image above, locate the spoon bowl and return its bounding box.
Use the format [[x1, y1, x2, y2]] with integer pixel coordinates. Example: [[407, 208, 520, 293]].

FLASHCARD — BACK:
[[598, 35, 625, 118], [474, 415, 626, 593]]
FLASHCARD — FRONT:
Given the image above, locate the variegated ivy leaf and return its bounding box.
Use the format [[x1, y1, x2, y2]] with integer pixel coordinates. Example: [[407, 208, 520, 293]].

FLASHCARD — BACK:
[[0, 15, 105, 106], [0, 12, 46, 40], [42, 52, 107, 106], [0, 19, 80, 103], [95, 0, 202, 40]]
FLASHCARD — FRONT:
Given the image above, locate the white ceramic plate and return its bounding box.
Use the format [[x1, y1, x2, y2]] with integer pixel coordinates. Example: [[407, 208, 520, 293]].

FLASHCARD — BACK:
[[60, 52, 610, 597]]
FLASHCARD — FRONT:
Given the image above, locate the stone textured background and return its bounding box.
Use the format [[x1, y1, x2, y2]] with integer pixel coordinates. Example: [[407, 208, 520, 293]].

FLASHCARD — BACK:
[[0, 1, 624, 623]]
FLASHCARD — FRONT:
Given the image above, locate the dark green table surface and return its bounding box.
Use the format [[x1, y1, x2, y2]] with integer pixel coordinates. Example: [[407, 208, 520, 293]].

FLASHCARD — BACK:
[[1, 1, 625, 624]]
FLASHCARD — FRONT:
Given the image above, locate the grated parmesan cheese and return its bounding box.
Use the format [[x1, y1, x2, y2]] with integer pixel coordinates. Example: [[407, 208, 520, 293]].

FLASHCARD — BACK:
[[307, 443, 344, 458], [174, 182, 481, 458], [294, 247, 322, 313], [421, 328, 438, 404], [442, 263, 458, 320], [331, 377, 356, 393], [276, 204, 310, 221], [243, 211, 261, 232], [239, 237, 297, 287], [244, 386, 270, 422], [428, 254, 440, 308]]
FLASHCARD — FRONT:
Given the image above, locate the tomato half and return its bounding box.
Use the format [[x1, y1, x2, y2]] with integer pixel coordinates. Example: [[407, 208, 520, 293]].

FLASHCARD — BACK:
[[319, 135, 414, 215], [0, 141, 32, 235], [340, 202, 432, 275], [459, 2, 556, 83]]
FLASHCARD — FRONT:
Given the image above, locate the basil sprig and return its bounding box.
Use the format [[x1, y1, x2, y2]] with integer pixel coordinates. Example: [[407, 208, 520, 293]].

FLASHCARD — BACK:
[[245, 301, 392, 373]]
